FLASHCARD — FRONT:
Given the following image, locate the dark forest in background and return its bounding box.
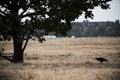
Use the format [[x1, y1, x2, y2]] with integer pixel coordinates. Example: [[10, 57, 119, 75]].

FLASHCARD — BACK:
[[67, 20, 120, 37]]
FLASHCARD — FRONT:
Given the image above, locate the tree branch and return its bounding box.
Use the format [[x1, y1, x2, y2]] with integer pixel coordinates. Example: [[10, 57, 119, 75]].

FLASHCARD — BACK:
[[20, 11, 44, 19], [0, 53, 13, 63], [21, 12, 36, 18], [20, 8, 28, 17], [0, 9, 6, 16], [0, 13, 5, 17], [22, 37, 30, 52], [22, 30, 34, 52]]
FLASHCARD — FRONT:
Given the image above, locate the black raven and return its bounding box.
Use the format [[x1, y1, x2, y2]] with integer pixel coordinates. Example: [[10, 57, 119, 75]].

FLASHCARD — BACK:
[[94, 57, 109, 63]]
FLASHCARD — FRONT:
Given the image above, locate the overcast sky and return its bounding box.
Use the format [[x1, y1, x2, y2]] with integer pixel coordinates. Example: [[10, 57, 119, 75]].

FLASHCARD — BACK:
[[74, 0, 120, 22]]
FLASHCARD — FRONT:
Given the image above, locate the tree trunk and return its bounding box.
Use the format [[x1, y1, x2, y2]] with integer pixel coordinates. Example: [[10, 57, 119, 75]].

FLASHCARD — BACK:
[[13, 34, 24, 63]]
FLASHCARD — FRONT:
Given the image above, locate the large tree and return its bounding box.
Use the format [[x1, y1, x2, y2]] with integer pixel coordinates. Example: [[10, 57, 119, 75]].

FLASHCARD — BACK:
[[0, 0, 111, 63]]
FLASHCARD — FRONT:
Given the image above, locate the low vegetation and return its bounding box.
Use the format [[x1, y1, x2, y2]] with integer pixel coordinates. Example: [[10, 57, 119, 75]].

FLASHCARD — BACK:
[[0, 37, 120, 80]]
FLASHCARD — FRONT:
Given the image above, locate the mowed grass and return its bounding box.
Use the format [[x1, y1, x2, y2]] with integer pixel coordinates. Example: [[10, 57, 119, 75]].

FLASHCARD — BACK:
[[0, 37, 120, 80]]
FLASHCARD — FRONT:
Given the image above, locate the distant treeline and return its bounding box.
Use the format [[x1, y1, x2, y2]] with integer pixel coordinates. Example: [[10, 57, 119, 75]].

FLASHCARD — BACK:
[[67, 20, 120, 37], [0, 20, 120, 41]]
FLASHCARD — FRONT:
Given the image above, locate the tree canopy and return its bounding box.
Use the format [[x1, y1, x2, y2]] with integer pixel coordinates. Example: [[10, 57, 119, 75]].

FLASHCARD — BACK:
[[0, 0, 112, 63]]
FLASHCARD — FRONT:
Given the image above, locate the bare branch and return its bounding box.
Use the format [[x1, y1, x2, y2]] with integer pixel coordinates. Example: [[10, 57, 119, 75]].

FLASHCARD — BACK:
[[19, 2, 31, 17], [0, 54, 13, 63], [22, 37, 29, 52], [0, 9, 6, 16], [22, 30, 34, 52], [20, 8, 28, 17], [21, 12, 37, 18]]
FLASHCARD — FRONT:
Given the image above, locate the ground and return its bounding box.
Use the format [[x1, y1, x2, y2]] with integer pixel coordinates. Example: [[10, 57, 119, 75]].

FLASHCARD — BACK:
[[0, 37, 120, 80]]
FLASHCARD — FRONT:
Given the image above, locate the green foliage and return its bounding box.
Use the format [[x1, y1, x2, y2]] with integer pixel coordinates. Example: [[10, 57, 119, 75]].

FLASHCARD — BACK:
[[0, 0, 111, 38]]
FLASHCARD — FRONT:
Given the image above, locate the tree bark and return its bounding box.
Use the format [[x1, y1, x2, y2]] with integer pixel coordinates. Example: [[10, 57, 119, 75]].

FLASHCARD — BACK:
[[12, 34, 24, 63]]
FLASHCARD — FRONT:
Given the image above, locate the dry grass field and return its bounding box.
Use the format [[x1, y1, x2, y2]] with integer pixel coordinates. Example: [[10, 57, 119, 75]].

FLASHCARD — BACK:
[[0, 37, 120, 80]]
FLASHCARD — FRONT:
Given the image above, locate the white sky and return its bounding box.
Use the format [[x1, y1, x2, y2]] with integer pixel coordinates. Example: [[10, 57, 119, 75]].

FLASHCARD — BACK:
[[74, 0, 120, 22]]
